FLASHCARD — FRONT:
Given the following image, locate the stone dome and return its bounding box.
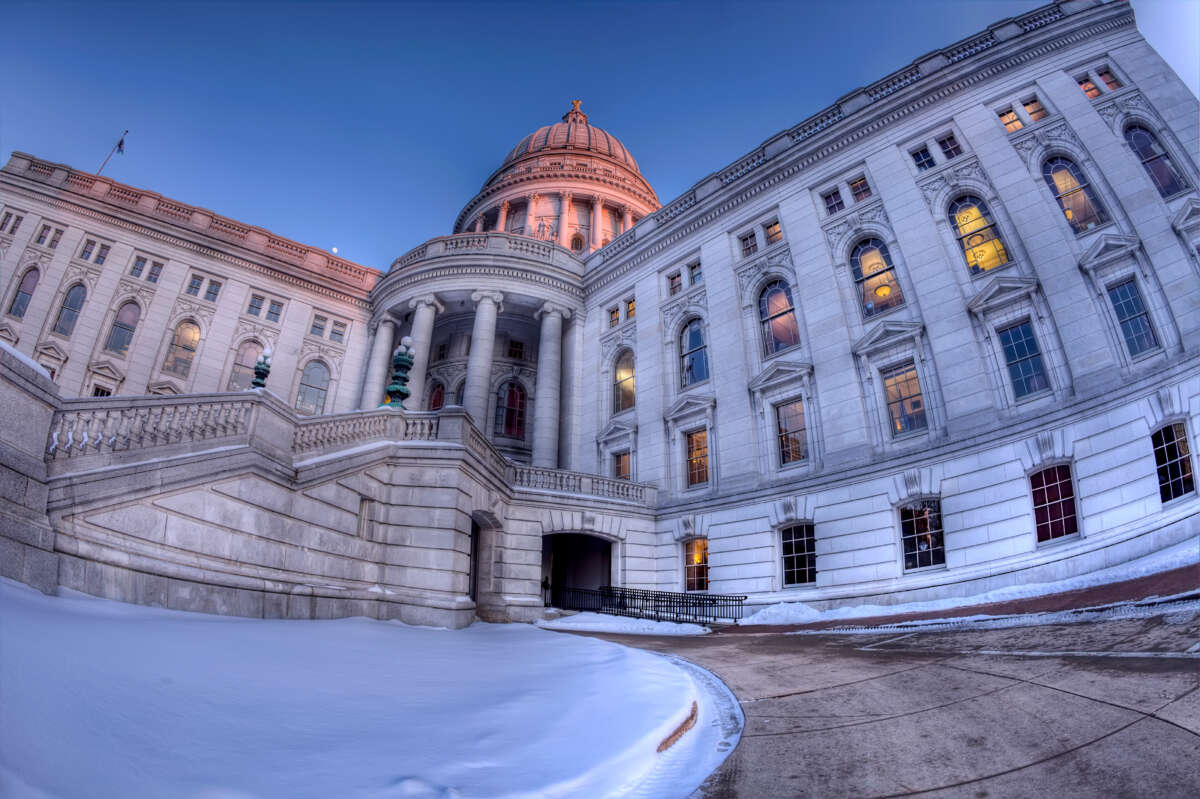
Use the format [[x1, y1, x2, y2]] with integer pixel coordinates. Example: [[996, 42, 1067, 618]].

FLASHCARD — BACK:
[[500, 100, 641, 173]]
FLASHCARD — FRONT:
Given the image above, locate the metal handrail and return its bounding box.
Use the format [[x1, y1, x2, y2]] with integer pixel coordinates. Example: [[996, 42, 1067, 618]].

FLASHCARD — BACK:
[[550, 585, 747, 624]]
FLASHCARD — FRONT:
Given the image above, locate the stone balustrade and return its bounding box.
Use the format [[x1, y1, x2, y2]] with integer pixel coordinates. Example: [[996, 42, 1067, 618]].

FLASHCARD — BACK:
[[293, 409, 439, 455], [387, 231, 584, 274], [509, 463, 655, 505]]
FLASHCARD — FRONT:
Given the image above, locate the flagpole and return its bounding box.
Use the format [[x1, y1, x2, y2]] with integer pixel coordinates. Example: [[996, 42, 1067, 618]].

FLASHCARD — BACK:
[[97, 130, 128, 176]]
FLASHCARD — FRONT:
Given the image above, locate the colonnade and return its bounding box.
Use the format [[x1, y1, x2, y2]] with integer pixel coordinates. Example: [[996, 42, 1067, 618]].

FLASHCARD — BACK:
[[469, 193, 636, 251], [360, 291, 571, 468]]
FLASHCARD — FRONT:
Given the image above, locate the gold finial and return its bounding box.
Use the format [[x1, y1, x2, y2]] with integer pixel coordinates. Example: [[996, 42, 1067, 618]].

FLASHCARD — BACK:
[[572, 99, 581, 112]]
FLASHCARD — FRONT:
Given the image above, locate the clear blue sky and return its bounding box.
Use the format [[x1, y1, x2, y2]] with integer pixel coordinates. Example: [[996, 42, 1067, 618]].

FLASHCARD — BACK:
[[1, 1, 1195, 270]]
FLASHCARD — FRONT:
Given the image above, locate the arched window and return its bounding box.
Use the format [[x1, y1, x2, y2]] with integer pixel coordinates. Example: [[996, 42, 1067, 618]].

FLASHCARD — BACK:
[[612, 349, 635, 413], [105, 302, 141, 357], [227, 340, 263, 391], [454, 381, 466, 405], [948, 196, 1009, 274], [161, 320, 201, 378], [758, 280, 801, 355], [570, 234, 585, 252], [8, 268, 39, 318], [52, 284, 87, 337], [428, 381, 445, 410], [679, 318, 710, 387], [1124, 126, 1187, 198], [494, 381, 527, 438], [850, 238, 904, 318], [1042, 157, 1107, 233], [295, 361, 330, 416]]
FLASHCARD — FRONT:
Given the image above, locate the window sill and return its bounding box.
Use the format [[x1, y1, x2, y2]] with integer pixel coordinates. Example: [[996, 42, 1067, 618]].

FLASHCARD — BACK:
[[610, 407, 636, 421], [1036, 532, 1080, 548], [889, 427, 930, 444], [1070, 219, 1114, 239], [1013, 388, 1054, 406], [902, 563, 948, 575], [968, 260, 1016, 280], [678, 378, 712, 394], [1160, 491, 1197, 508], [860, 300, 908, 325], [781, 581, 818, 590], [763, 343, 804, 361], [1129, 346, 1166, 366]]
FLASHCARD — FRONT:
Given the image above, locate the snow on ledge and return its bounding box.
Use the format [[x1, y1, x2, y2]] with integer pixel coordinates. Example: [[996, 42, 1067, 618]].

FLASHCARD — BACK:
[[0, 340, 50, 379], [538, 612, 710, 636]]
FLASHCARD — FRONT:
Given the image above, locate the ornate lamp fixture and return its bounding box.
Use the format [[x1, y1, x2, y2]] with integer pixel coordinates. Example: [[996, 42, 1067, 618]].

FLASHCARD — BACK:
[[385, 336, 415, 408]]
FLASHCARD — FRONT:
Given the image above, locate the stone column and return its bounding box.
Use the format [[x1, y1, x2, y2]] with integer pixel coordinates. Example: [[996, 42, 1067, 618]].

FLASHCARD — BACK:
[[525, 194, 539, 236], [496, 201, 509, 233], [464, 291, 504, 426], [359, 318, 396, 409], [590, 196, 603, 251], [532, 302, 570, 468], [622, 205, 633, 232], [473, 214, 484, 233], [405, 294, 443, 409], [558, 192, 572, 248]]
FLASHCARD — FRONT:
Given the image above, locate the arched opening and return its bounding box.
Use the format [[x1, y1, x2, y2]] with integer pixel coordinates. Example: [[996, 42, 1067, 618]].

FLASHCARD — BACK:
[[542, 533, 613, 607], [570, 233, 585, 252]]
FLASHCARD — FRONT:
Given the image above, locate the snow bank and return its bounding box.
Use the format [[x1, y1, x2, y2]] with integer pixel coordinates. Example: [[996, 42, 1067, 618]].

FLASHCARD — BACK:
[[0, 579, 700, 799], [741, 536, 1199, 626], [537, 612, 709, 636]]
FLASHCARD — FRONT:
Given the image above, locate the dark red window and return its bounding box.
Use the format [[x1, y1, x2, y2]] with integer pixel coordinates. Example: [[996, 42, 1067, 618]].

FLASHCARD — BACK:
[[1030, 464, 1078, 542]]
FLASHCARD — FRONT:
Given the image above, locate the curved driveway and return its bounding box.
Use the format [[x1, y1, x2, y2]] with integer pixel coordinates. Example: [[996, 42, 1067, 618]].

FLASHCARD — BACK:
[[582, 608, 1200, 798]]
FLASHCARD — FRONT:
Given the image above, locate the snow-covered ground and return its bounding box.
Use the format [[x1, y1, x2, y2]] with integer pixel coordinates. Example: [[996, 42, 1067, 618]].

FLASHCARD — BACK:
[[0, 579, 707, 799], [537, 613, 709, 636], [741, 537, 1199, 626]]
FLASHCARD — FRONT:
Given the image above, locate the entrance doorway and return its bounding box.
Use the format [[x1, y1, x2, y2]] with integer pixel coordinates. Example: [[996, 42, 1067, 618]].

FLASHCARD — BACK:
[[542, 533, 612, 606]]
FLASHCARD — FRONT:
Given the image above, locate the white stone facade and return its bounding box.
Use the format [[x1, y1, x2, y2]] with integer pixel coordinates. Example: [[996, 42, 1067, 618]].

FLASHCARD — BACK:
[[1, 0, 1198, 625]]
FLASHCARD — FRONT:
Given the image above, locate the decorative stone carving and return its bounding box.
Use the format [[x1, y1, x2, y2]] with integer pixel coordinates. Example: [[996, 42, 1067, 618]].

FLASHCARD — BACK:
[[822, 200, 891, 256], [660, 286, 707, 333], [116, 277, 155, 308], [234, 319, 279, 349], [599, 325, 637, 362], [170, 297, 215, 326], [1009, 120, 1085, 168], [62, 262, 103, 292], [916, 156, 993, 208], [735, 246, 795, 300]]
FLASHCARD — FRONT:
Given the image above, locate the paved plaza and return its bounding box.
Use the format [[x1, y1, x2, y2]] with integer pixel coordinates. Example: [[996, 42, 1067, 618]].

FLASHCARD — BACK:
[[582, 596, 1200, 798]]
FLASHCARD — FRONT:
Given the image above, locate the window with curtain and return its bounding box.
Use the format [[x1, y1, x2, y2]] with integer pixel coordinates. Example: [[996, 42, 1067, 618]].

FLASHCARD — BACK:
[[52, 284, 87, 337], [948, 196, 1009, 274], [161, 321, 201, 378], [105, 302, 141, 357], [295, 361, 330, 416], [683, 538, 709, 591], [759, 280, 801, 355], [612, 349, 635, 413], [7, 268, 39, 318], [227, 340, 263, 391], [1030, 464, 1078, 543], [1124, 126, 1187, 198], [428, 381, 445, 410], [851, 239, 904, 317], [1042, 157, 1107, 233], [494, 381, 527, 438]]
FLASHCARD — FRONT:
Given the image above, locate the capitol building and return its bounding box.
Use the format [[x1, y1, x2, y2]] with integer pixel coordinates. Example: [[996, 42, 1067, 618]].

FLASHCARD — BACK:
[[0, 0, 1196, 627]]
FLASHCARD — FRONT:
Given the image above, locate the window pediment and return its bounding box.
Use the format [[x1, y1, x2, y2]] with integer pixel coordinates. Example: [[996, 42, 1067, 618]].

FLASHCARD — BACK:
[[747, 359, 814, 394], [966, 275, 1039, 316], [33, 340, 69, 364], [664, 392, 715, 424], [86, 359, 126, 383], [146, 379, 183, 396], [852, 320, 924, 358], [598, 418, 636, 444], [1078, 233, 1139, 274], [0, 321, 18, 346], [1171, 197, 1200, 236]]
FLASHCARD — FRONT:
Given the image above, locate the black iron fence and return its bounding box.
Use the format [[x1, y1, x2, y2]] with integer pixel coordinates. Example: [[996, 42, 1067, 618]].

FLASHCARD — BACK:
[[550, 585, 747, 624]]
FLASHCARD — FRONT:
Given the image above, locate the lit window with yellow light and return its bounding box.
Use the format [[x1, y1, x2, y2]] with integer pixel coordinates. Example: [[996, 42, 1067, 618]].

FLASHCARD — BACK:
[[850, 238, 904, 318], [684, 538, 709, 591], [1041, 157, 1108, 234], [948, 195, 1009, 274]]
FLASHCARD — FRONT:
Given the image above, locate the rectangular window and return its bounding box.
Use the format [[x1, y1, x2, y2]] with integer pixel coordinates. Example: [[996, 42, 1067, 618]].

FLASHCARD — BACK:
[[685, 429, 709, 487], [613, 450, 631, 481], [330, 321, 347, 344], [310, 315, 327, 337], [91, 385, 112, 398], [740, 232, 758, 257], [79, 239, 96, 261], [937, 134, 962, 159], [0, 212, 10, 232], [776, 399, 807, 465], [764, 221, 782, 245], [1107, 279, 1159, 357], [608, 307, 620, 327], [36, 225, 54, 246], [130, 257, 146, 279], [1152, 422, 1195, 503], [1078, 77, 1101, 99], [688, 262, 703, 285], [185, 275, 203, 296], [1023, 97, 1048, 122], [247, 295, 265, 316], [997, 321, 1049, 399], [506, 339, 524, 359], [998, 108, 1023, 133], [0, 213, 23, 234], [822, 190, 845, 215], [436, 343, 447, 361], [147, 261, 163, 283], [625, 298, 636, 319], [667, 272, 682, 295], [203, 280, 221, 302], [1099, 69, 1121, 91], [48, 228, 63, 249], [911, 147, 936, 171], [882, 362, 927, 436], [900, 500, 945, 570], [684, 538, 708, 591], [95, 244, 110, 265], [781, 523, 816, 586], [266, 300, 283, 323], [1030, 464, 1078, 543], [849, 177, 872, 202]]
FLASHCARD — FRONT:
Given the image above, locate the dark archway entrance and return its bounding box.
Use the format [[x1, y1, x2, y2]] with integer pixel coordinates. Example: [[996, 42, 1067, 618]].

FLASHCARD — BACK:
[[542, 533, 612, 606]]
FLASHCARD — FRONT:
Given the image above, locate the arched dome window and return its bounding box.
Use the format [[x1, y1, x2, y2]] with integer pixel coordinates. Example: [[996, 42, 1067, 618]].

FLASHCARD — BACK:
[[613, 349, 635, 413], [52, 284, 87, 337], [850, 239, 904, 318], [758, 280, 801, 355], [227, 340, 263, 391], [1124, 126, 1187, 198], [105, 302, 141, 357], [680, 318, 710, 387], [8, 268, 39, 318], [162, 320, 201, 378], [428, 381, 445, 411], [295, 361, 330, 416], [1042, 157, 1107, 233], [570, 234, 585, 252], [494, 381, 527, 438], [948, 196, 1009, 274]]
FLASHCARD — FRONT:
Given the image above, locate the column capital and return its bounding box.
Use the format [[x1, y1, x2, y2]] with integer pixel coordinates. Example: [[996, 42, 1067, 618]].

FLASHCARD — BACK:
[[499, 199, 510, 211], [526, 192, 540, 202], [408, 294, 444, 314], [590, 194, 604, 207], [370, 316, 397, 336], [560, 190, 572, 200], [536, 301, 573, 321], [471, 290, 504, 312]]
